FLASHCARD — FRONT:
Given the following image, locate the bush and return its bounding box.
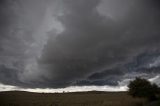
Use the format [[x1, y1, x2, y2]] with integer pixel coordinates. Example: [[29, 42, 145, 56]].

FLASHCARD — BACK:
[[128, 77, 159, 101]]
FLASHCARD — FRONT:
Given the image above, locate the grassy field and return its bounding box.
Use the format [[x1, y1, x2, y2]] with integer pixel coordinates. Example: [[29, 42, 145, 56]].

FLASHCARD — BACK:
[[0, 91, 147, 106]]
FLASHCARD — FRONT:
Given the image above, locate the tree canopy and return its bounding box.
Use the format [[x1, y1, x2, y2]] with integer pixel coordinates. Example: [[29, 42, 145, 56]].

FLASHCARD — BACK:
[[128, 77, 159, 101]]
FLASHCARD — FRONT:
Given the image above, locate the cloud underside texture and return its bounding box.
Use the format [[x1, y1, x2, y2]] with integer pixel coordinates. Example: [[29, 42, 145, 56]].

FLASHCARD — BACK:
[[0, 0, 160, 88]]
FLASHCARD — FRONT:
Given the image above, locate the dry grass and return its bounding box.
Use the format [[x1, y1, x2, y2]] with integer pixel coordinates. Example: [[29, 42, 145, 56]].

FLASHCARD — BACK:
[[0, 91, 146, 106]]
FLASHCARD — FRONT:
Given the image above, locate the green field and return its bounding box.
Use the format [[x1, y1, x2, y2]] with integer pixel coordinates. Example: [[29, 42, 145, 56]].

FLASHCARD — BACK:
[[0, 91, 148, 106]]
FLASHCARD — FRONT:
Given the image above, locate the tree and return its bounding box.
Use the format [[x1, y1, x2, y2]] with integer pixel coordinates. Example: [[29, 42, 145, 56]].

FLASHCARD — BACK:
[[128, 77, 159, 101]]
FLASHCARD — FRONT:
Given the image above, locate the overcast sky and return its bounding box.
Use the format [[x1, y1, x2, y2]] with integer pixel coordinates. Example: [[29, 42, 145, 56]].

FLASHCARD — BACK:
[[0, 0, 160, 92]]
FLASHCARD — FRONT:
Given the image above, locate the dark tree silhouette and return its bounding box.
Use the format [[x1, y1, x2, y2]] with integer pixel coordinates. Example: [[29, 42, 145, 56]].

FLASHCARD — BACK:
[[128, 77, 159, 101]]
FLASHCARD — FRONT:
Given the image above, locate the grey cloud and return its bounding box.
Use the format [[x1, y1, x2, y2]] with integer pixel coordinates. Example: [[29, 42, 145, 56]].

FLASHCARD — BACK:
[[0, 65, 20, 85], [75, 79, 119, 86], [0, 0, 48, 87], [1, 0, 160, 88], [38, 0, 160, 88], [88, 68, 125, 80]]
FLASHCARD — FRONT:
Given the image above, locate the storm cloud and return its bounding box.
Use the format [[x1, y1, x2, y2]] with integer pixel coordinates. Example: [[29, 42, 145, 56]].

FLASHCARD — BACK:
[[0, 0, 160, 89]]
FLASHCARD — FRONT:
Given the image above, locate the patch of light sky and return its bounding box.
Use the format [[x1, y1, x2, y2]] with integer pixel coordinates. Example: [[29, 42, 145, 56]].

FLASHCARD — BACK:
[[1, 75, 160, 93]]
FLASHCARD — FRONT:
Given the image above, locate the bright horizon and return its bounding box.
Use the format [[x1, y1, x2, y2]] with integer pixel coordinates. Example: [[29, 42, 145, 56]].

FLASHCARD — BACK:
[[0, 76, 159, 93]]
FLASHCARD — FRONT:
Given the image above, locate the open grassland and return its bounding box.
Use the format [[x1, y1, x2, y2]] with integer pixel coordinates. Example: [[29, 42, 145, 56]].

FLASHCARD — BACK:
[[0, 91, 147, 106]]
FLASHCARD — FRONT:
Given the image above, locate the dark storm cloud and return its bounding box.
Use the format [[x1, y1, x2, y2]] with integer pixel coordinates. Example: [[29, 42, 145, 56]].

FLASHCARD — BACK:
[[88, 68, 125, 80], [75, 68, 124, 86], [38, 0, 160, 88], [0, 64, 20, 85], [75, 79, 119, 86], [126, 52, 160, 71], [1, 0, 160, 88], [0, 0, 48, 87]]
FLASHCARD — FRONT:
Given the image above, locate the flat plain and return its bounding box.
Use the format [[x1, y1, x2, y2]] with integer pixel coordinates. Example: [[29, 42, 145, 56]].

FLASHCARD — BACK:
[[0, 91, 147, 106]]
